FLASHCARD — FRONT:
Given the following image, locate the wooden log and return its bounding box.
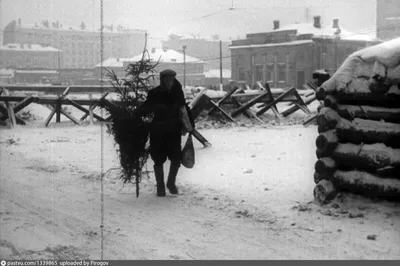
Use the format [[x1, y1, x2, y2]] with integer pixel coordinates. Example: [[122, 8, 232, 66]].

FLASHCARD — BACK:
[[302, 114, 317, 127], [231, 98, 251, 119], [55, 97, 61, 123], [314, 180, 337, 205], [336, 118, 400, 148], [315, 86, 331, 101], [332, 91, 400, 108], [317, 103, 324, 113], [44, 108, 57, 127], [316, 107, 341, 131], [331, 170, 400, 201], [208, 101, 236, 122], [316, 79, 400, 105], [368, 79, 392, 94], [317, 108, 400, 148], [80, 92, 109, 121], [316, 149, 324, 159], [207, 86, 240, 115], [3, 90, 17, 127], [323, 95, 337, 109], [231, 98, 264, 123], [189, 88, 209, 109], [315, 130, 339, 155], [281, 94, 316, 117], [59, 109, 80, 125], [315, 157, 337, 174], [256, 88, 296, 117], [192, 129, 212, 148], [231, 90, 271, 117], [329, 143, 400, 173], [189, 94, 212, 121], [334, 104, 400, 124], [88, 93, 94, 124], [0, 103, 25, 125], [314, 171, 332, 184], [262, 82, 282, 119], [0, 96, 35, 120], [4, 85, 116, 94]]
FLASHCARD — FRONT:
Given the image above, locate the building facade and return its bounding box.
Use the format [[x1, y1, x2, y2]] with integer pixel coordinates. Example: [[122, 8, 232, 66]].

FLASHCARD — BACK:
[[3, 19, 146, 69], [0, 43, 63, 69], [95, 48, 206, 87], [229, 16, 381, 89], [162, 34, 231, 71], [376, 0, 400, 40]]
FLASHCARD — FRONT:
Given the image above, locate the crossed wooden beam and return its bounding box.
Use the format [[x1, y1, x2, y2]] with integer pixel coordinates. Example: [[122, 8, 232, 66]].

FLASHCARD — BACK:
[[0, 87, 109, 127], [204, 82, 311, 122]]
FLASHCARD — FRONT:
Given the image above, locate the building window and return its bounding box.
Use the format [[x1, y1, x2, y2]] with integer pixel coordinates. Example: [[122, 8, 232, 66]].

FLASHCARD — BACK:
[[266, 66, 274, 82], [278, 66, 286, 82], [238, 67, 245, 81], [255, 65, 263, 82]]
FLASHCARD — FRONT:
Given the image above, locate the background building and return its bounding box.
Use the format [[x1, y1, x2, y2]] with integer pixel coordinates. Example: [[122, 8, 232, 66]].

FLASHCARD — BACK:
[[162, 34, 231, 71], [376, 0, 400, 41], [3, 19, 146, 68], [229, 16, 381, 89], [203, 69, 231, 87], [0, 43, 62, 69], [95, 48, 206, 87]]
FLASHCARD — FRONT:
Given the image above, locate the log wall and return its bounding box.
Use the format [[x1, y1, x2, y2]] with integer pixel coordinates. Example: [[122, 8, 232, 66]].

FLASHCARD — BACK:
[[314, 79, 400, 204]]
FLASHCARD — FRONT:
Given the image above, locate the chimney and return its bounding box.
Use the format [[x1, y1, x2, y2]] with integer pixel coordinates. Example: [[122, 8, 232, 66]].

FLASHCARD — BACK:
[[151, 47, 156, 53], [273, 20, 280, 30], [332, 18, 339, 29], [313, 15, 321, 29]]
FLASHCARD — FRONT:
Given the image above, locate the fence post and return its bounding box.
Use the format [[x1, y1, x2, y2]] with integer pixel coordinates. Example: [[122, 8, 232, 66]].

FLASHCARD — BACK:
[[89, 93, 94, 125]]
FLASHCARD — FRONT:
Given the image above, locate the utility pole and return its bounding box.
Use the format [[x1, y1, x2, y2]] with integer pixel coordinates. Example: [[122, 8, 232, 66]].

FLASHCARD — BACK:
[[57, 50, 61, 83], [219, 40, 223, 91], [183, 45, 186, 89]]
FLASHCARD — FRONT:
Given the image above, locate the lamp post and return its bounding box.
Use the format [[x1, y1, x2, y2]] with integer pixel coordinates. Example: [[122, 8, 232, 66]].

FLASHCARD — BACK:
[[182, 45, 187, 89]]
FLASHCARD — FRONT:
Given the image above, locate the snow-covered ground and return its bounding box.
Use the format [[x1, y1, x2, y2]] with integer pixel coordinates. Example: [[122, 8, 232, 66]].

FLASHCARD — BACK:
[[1, 118, 399, 259]]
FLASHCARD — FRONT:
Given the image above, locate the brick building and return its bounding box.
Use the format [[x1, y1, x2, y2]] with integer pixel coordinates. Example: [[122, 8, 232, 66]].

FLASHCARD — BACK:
[[95, 48, 206, 87], [162, 34, 231, 71], [0, 43, 63, 69], [3, 19, 146, 69], [376, 0, 400, 41], [229, 16, 381, 89]]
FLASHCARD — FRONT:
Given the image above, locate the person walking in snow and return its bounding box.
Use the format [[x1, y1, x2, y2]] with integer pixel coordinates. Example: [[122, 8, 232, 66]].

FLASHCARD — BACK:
[[138, 69, 194, 197]]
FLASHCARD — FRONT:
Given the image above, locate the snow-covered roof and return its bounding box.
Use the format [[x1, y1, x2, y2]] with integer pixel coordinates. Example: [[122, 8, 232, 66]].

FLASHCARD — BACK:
[[204, 69, 231, 79], [16, 22, 146, 34], [0, 43, 61, 52], [167, 33, 222, 42], [95, 57, 131, 68], [130, 49, 204, 64], [0, 69, 14, 76], [229, 40, 313, 49], [272, 22, 381, 42], [15, 70, 58, 74]]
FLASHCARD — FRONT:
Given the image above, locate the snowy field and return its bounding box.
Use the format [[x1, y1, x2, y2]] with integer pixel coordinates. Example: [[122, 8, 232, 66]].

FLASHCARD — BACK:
[[0, 98, 399, 260]]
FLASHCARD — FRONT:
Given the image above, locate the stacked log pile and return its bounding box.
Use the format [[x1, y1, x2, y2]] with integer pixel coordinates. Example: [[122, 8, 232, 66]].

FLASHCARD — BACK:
[[313, 37, 400, 204]]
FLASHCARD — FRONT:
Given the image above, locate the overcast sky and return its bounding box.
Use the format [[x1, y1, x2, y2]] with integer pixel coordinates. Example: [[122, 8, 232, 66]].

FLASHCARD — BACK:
[[1, 0, 377, 46]]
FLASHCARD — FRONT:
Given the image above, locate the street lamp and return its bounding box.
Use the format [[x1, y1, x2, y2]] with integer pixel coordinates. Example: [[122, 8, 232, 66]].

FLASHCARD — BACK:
[[182, 45, 187, 89]]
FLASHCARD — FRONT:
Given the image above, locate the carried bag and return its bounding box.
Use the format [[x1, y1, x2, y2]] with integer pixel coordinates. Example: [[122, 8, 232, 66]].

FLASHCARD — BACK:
[[181, 133, 195, 169]]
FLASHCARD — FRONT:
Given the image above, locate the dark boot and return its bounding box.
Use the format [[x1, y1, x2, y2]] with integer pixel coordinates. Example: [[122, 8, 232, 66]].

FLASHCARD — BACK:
[[166, 162, 180, 195], [154, 165, 166, 197]]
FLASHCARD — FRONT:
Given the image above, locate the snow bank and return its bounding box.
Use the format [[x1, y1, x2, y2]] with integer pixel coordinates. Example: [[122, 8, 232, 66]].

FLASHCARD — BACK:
[[322, 37, 400, 92]]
